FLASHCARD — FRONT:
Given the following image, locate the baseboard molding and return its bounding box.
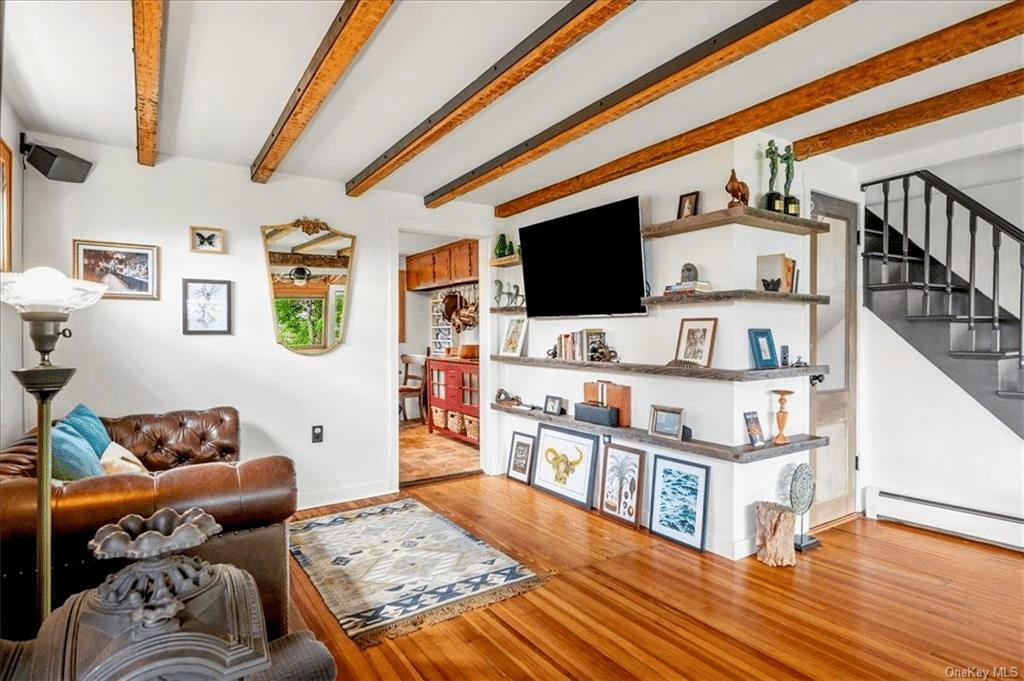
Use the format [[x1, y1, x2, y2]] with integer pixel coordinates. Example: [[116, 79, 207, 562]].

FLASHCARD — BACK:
[[298, 480, 394, 511], [864, 487, 1024, 550]]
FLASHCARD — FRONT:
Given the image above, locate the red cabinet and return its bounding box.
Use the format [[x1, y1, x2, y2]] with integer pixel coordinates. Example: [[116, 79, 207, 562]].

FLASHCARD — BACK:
[[426, 357, 479, 445]]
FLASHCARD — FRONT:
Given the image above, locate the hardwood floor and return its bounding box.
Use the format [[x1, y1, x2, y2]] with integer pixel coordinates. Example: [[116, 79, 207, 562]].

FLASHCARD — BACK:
[[289, 476, 1024, 680], [398, 421, 481, 486]]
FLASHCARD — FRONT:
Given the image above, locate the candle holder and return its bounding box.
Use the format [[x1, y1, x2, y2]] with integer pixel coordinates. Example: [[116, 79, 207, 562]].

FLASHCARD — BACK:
[[772, 389, 794, 445]]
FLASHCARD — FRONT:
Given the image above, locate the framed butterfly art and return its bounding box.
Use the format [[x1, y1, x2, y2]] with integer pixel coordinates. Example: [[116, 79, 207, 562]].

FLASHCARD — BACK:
[[189, 226, 225, 254]]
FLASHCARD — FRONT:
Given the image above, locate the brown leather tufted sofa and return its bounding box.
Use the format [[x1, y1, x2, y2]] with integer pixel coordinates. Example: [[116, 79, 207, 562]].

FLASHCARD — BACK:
[[0, 406, 297, 642]]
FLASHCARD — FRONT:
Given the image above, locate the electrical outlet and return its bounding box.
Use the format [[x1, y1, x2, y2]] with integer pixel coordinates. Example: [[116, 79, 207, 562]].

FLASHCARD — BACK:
[[312, 425, 323, 443]]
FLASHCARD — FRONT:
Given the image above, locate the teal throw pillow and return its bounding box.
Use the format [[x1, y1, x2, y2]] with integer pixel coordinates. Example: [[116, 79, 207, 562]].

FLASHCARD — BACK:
[[51, 422, 106, 481], [61, 403, 111, 456]]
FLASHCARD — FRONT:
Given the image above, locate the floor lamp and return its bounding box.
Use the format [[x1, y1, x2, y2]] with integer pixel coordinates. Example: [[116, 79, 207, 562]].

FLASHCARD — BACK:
[[0, 267, 105, 625]]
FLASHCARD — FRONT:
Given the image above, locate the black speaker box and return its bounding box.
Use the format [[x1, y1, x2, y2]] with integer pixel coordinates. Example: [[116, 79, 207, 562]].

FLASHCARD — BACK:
[[574, 402, 619, 427], [22, 136, 92, 183]]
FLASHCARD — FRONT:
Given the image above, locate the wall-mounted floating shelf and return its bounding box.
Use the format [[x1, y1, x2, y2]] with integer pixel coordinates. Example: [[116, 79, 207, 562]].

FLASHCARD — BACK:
[[490, 305, 526, 314], [491, 403, 828, 464], [642, 289, 830, 306], [643, 205, 829, 239], [490, 254, 521, 267], [490, 354, 828, 382]]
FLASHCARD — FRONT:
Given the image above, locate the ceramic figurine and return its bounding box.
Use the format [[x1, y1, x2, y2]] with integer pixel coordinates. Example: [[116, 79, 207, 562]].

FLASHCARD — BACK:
[[725, 169, 749, 208]]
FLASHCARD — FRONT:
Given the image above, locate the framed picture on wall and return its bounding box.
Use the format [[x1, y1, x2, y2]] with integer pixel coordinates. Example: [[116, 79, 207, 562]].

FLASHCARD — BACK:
[[599, 443, 645, 529], [674, 317, 717, 367], [529, 423, 599, 509], [189, 226, 225, 254], [649, 455, 710, 552], [648, 405, 685, 440], [182, 279, 232, 334], [73, 239, 160, 300], [506, 431, 535, 485]]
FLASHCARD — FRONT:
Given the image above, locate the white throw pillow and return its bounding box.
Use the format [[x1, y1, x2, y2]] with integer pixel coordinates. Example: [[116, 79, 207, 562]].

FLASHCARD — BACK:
[[100, 441, 149, 475]]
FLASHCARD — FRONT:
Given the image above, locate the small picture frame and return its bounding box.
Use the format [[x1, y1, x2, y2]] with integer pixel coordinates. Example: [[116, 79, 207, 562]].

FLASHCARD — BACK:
[[73, 239, 159, 300], [674, 317, 717, 368], [500, 316, 528, 356], [743, 411, 766, 446], [543, 395, 566, 416], [506, 431, 536, 484], [189, 226, 225, 254], [182, 279, 232, 334], [677, 191, 700, 219], [748, 328, 779, 369], [648, 405, 685, 440], [599, 443, 645, 529]]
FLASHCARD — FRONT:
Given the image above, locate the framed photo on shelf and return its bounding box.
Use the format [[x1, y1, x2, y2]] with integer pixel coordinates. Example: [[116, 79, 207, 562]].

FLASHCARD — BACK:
[[73, 239, 159, 300], [648, 405, 685, 440], [543, 395, 566, 416], [677, 191, 700, 219], [182, 279, 232, 335], [530, 423, 600, 509], [506, 431, 536, 484], [500, 316, 528, 356], [748, 328, 779, 369], [649, 455, 710, 552], [743, 411, 766, 446], [189, 226, 225, 254], [599, 443, 645, 529], [674, 317, 717, 367]]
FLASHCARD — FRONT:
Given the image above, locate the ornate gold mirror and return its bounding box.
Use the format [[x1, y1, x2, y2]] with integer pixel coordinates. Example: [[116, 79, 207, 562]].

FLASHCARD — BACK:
[[261, 217, 355, 354]]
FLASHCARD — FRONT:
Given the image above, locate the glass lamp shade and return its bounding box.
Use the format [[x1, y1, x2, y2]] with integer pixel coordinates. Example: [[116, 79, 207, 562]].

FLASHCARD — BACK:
[[0, 267, 106, 314]]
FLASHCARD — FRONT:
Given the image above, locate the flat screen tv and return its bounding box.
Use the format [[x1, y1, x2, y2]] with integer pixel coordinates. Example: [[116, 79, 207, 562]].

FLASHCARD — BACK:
[[519, 196, 647, 318]]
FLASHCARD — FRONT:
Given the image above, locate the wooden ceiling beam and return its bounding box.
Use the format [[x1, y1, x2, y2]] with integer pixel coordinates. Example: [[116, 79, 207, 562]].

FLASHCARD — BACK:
[[424, 0, 851, 208], [345, 0, 633, 198], [793, 69, 1024, 160], [495, 0, 1024, 218], [251, 0, 392, 184], [131, 0, 165, 167], [268, 252, 351, 269]]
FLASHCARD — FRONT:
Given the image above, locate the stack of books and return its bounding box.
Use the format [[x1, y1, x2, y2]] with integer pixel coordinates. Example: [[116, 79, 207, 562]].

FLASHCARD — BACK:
[[664, 281, 713, 294], [553, 328, 606, 361]]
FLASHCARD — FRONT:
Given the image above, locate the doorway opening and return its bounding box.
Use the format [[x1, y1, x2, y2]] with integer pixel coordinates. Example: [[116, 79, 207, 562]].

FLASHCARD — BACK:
[[398, 232, 482, 487]]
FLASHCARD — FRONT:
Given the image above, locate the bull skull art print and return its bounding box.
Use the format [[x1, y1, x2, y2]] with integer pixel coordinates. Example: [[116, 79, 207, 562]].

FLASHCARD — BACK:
[[529, 424, 599, 510]]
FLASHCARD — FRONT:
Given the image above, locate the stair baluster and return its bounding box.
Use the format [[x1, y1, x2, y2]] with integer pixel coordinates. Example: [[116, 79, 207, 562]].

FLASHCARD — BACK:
[[881, 181, 890, 284], [967, 213, 977, 351], [923, 183, 932, 316], [992, 228, 1001, 353], [902, 176, 910, 283], [945, 195, 954, 316]]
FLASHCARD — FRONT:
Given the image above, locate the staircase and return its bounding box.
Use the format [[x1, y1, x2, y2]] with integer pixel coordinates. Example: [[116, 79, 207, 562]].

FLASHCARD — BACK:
[[860, 169, 1024, 438]]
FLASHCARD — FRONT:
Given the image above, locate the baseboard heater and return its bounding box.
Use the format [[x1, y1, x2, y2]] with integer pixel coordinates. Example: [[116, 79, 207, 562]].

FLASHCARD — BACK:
[[864, 487, 1024, 551]]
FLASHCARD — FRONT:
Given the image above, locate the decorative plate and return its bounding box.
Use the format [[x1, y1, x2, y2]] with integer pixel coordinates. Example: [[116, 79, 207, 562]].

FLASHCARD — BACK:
[[790, 463, 816, 515]]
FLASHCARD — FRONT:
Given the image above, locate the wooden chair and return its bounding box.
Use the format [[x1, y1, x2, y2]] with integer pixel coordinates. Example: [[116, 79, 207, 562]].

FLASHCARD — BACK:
[[399, 354, 426, 423]]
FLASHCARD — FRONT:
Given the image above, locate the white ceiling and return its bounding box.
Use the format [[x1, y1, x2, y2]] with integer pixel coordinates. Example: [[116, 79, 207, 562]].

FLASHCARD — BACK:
[[4, 0, 1022, 210]]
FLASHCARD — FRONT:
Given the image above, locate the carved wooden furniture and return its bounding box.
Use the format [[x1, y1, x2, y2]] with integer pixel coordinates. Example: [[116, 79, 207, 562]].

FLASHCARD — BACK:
[[399, 353, 426, 423], [426, 357, 479, 445]]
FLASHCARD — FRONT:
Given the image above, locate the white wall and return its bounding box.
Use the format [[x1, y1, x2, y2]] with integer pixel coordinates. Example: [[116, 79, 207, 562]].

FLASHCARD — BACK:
[[17, 133, 492, 507], [1, 94, 26, 446]]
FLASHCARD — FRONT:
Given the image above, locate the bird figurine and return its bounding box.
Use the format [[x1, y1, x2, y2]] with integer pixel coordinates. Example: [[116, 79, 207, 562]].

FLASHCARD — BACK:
[[725, 169, 749, 208]]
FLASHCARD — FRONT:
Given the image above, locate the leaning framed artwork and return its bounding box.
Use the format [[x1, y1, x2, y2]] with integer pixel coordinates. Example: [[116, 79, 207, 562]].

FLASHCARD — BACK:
[[500, 316, 527, 356], [676, 191, 700, 219], [748, 328, 778, 369], [530, 423, 600, 509], [182, 279, 232, 334], [73, 239, 159, 300], [648, 405, 685, 441], [649, 455, 710, 552], [599, 443, 645, 529], [506, 431, 535, 485], [674, 317, 717, 367]]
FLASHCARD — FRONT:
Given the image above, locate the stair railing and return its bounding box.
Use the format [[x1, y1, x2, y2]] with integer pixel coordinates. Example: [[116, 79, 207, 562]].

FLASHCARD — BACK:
[[861, 169, 1024, 362]]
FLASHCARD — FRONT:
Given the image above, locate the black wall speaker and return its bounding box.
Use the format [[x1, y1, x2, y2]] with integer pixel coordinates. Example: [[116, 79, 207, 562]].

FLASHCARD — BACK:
[[20, 133, 92, 182]]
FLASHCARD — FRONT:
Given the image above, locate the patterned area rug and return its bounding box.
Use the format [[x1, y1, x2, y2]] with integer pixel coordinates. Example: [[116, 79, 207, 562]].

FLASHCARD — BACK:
[[289, 498, 541, 647]]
